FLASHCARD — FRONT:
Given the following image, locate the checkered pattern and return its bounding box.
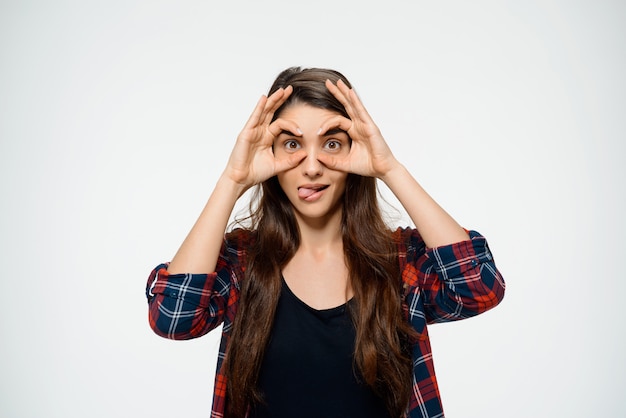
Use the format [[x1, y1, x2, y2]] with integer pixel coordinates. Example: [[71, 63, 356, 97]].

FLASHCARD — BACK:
[[146, 228, 505, 417]]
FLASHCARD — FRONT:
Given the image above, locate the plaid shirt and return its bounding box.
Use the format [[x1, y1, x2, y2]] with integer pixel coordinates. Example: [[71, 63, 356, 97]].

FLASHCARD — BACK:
[[146, 228, 505, 418]]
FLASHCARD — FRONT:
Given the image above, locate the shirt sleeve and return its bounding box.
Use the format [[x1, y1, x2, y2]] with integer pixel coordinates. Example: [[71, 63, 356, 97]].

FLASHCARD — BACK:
[[145, 229, 251, 340], [398, 228, 505, 325]]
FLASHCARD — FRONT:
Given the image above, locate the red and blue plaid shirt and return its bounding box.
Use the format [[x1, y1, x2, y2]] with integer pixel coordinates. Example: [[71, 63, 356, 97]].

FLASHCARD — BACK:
[[146, 227, 505, 418]]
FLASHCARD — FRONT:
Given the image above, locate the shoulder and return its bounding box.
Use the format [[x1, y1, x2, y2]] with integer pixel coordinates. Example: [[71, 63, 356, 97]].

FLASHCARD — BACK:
[[391, 226, 427, 259], [223, 228, 258, 254], [391, 227, 427, 288], [225, 227, 257, 247], [218, 228, 257, 267]]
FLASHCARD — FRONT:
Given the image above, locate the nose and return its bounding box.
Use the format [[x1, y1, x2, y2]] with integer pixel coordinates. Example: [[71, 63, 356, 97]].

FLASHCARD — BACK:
[[301, 150, 323, 177]]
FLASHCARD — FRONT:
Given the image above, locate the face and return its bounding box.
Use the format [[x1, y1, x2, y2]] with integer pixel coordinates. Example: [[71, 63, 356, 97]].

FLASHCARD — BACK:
[[273, 104, 350, 225]]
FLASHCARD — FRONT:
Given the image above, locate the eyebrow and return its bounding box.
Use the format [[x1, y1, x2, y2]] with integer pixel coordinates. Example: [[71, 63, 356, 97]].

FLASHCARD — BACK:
[[322, 128, 348, 136], [278, 129, 297, 137], [278, 128, 348, 137]]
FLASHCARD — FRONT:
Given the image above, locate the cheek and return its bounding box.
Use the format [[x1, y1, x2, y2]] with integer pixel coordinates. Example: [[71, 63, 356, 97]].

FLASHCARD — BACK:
[[333, 173, 349, 194], [276, 172, 293, 197], [276, 172, 286, 189]]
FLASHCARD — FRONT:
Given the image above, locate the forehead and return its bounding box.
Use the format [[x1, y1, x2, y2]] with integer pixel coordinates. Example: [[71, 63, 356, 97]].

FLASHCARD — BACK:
[[278, 103, 340, 123]]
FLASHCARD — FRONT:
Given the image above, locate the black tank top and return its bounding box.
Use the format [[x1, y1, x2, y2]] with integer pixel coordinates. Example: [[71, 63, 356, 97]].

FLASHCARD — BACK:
[[249, 277, 390, 418]]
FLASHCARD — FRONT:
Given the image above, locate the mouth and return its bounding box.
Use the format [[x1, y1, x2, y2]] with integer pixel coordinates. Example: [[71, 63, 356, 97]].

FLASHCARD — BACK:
[[297, 184, 329, 201]]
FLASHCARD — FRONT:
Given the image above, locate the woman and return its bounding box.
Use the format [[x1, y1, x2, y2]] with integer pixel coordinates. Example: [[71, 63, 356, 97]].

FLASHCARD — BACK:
[[146, 67, 505, 418]]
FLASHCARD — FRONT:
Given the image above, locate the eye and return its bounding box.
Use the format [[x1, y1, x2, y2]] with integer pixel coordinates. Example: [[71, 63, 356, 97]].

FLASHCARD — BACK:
[[324, 140, 342, 151], [284, 139, 301, 150]]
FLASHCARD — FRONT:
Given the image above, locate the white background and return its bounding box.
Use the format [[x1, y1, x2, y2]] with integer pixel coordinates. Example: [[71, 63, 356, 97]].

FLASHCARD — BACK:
[[1, 1, 624, 417]]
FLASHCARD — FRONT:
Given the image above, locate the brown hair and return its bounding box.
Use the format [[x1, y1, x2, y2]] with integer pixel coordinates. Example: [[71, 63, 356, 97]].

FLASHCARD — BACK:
[[223, 67, 416, 417]]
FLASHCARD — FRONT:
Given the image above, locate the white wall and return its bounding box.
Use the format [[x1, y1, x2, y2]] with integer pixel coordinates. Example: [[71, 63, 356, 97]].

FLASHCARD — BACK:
[[1, 1, 624, 417]]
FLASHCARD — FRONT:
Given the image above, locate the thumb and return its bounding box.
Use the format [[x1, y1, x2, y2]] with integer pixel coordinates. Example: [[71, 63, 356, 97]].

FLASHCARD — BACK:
[[318, 154, 350, 173], [275, 151, 306, 173]]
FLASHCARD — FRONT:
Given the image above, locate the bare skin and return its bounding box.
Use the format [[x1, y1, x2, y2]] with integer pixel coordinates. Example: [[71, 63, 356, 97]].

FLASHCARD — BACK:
[[273, 105, 351, 309], [320, 79, 469, 247], [167, 86, 305, 274], [167, 79, 468, 309]]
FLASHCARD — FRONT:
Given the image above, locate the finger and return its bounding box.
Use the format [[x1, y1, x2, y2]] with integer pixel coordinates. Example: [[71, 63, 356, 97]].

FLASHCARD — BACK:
[[327, 79, 365, 123], [325, 79, 351, 111], [266, 85, 292, 110], [335, 79, 373, 122], [317, 115, 352, 137], [241, 86, 289, 133], [274, 150, 306, 173], [261, 85, 293, 126], [267, 117, 302, 139], [242, 94, 269, 131], [317, 153, 351, 173]]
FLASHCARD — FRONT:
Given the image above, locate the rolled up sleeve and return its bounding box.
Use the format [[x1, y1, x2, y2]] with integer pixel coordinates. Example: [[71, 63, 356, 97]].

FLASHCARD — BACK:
[[398, 228, 505, 326], [145, 229, 251, 340], [422, 230, 505, 323], [146, 265, 228, 339]]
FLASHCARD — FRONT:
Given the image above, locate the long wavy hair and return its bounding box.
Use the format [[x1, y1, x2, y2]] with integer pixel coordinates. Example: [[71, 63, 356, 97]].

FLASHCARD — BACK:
[[223, 67, 416, 418]]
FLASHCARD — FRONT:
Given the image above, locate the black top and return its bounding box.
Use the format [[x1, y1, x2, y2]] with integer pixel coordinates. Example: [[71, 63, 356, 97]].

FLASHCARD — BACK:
[[249, 277, 390, 418]]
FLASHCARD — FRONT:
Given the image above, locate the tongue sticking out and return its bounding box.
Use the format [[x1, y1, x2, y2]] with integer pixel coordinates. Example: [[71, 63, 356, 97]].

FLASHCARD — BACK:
[[298, 187, 317, 199]]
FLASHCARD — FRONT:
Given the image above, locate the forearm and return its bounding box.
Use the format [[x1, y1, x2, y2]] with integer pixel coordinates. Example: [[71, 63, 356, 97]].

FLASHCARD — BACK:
[[167, 174, 247, 274], [381, 163, 469, 248]]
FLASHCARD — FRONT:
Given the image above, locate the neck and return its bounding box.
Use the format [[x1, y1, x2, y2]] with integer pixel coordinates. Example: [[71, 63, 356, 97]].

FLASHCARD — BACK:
[[295, 209, 343, 253]]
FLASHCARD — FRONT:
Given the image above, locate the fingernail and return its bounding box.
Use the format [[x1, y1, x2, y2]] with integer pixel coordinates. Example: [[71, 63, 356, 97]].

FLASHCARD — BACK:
[[297, 128, 303, 135]]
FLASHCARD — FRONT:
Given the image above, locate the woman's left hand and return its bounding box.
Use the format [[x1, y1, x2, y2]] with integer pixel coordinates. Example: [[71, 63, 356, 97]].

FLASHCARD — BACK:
[[317, 79, 400, 178]]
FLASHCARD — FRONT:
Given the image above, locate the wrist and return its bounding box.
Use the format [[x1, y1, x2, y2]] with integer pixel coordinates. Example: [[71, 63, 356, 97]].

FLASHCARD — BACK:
[[379, 159, 406, 184], [218, 172, 250, 199]]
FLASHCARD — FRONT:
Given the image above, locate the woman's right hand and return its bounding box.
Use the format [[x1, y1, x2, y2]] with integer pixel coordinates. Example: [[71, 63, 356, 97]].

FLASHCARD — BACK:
[[225, 86, 305, 192], [168, 87, 305, 274]]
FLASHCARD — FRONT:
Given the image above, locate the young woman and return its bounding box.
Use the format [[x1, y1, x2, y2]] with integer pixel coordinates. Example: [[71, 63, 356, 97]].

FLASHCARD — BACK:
[[146, 67, 505, 418]]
